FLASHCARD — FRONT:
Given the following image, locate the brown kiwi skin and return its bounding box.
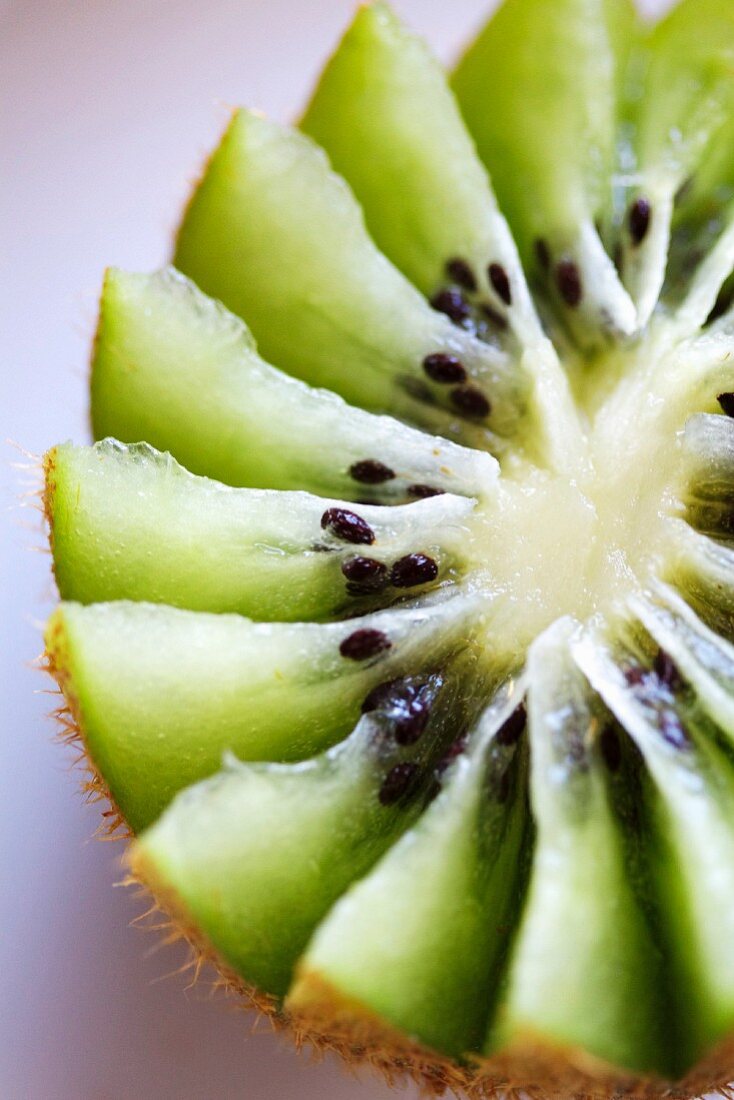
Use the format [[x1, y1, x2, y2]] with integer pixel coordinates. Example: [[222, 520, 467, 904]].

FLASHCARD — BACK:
[[42, 625, 734, 1100]]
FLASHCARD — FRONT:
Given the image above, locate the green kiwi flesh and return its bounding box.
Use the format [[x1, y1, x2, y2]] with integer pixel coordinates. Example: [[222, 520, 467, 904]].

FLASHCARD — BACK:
[[43, 1, 734, 1096]]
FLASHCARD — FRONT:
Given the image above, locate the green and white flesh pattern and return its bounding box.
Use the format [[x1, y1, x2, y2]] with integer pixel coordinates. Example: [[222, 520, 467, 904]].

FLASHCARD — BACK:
[[45, 0, 734, 1086]]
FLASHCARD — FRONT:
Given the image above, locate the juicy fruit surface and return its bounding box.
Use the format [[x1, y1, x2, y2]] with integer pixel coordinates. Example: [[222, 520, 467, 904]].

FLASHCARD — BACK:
[[43, 0, 734, 1096]]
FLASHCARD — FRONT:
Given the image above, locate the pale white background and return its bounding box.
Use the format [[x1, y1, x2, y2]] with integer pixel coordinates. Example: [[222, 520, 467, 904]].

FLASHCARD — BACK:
[[1, 1, 672, 1098]]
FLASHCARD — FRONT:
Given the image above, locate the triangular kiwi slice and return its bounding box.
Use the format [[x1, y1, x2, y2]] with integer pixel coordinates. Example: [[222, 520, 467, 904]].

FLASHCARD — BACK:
[[46, 439, 477, 619], [288, 677, 530, 1061], [620, 0, 734, 326], [92, 267, 494, 501], [42, 0, 734, 1096], [454, 0, 637, 347], [493, 620, 669, 1081]]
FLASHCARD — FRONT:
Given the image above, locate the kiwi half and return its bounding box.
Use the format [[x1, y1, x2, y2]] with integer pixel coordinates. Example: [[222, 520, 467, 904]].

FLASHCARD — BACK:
[[42, 0, 734, 1096]]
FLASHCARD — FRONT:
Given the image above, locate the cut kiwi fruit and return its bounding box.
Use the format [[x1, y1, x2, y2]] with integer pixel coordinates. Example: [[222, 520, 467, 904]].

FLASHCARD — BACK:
[[42, 1, 734, 1096]]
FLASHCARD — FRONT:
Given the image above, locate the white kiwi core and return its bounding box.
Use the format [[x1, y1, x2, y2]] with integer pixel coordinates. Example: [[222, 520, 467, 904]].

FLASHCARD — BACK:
[[466, 328, 687, 653]]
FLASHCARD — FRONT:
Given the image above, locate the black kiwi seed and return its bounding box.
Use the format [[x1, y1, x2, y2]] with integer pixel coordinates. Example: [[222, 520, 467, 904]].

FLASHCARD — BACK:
[[339, 628, 392, 661], [480, 303, 509, 331], [445, 257, 477, 292], [495, 702, 527, 746], [488, 262, 512, 305], [653, 648, 682, 692], [534, 237, 551, 272], [600, 724, 622, 772], [450, 384, 491, 419], [361, 678, 400, 714], [360, 676, 434, 743], [717, 392, 734, 417], [390, 682, 434, 745], [430, 287, 472, 324], [349, 459, 395, 484], [555, 260, 583, 308], [422, 352, 467, 384], [341, 556, 388, 593], [390, 553, 439, 588], [628, 198, 652, 246], [379, 761, 419, 805], [406, 484, 445, 499], [321, 507, 375, 545]]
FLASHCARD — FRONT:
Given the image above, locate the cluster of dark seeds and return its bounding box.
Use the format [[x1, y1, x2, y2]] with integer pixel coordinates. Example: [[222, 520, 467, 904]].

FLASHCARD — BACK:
[[420, 351, 491, 420], [718, 392, 734, 417], [322, 507, 441, 598], [445, 255, 513, 306], [628, 198, 652, 247], [361, 675, 437, 745], [339, 628, 392, 661], [341, 550, 439, 596], [427, 257, 512, 348], [347, 457, 445, 502], [336, 560, 438, 654], [379, 761, 420, 806], [321, 507, 375, 545]]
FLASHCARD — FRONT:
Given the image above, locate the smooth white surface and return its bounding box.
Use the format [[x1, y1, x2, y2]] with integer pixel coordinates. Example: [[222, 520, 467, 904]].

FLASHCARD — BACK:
[[1, 1, 672, 1098]]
